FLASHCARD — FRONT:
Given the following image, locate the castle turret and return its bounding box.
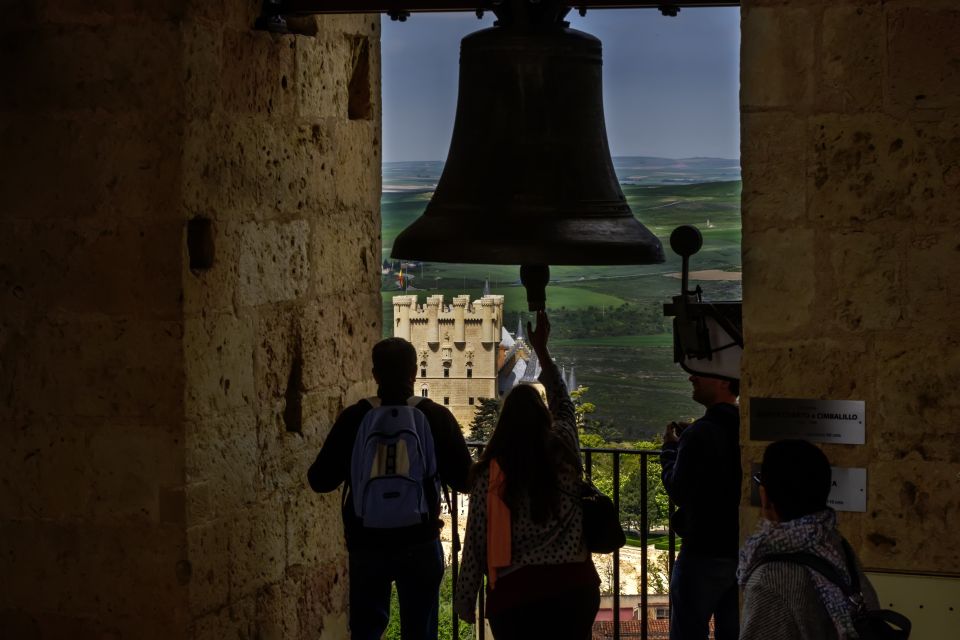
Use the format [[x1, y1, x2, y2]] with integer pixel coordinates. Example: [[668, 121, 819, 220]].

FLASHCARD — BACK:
[[426, 294, 443, 345], [393, 295, 416, 342], [481, 296, 496, 344], [452, 295, 469, 344]]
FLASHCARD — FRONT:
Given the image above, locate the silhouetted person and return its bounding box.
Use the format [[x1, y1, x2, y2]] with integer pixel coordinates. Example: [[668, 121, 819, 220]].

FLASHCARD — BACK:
[[455, 311, 600, 640], [308, 337, 472, 640], [661, 374, 742, 640], [739, 439, 879, 640]]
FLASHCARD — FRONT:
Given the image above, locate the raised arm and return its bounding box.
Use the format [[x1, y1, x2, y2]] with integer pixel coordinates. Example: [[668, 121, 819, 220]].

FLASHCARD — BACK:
[[529, 310, 579, 456]]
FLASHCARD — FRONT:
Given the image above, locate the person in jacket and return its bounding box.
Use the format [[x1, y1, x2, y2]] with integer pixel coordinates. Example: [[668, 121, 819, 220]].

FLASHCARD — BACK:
[[308, 337, 473, 640], [454, 310, 600, 640], [660, 374, 742, 640], [738, 439, 879, 640]]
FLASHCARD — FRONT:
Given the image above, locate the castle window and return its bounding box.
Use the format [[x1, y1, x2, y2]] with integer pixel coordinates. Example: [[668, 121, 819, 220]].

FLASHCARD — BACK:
[[443, 368, 450, 378], [421, 386, 428, 398], [466, 368, 473, 379], [420, 367, 426, 377], [443, 397, 449, 405], [468, 397, 474, 405]]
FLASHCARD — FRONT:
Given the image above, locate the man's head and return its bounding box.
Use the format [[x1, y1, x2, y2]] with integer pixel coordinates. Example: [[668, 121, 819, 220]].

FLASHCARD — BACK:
[[757, 439, 832, 523], [371, 338, 417, 389], [689, 374, 739, 407]]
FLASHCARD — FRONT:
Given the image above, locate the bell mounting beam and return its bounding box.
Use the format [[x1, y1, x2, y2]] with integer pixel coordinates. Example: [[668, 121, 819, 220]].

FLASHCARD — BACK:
[[261, 1, 739, 17]]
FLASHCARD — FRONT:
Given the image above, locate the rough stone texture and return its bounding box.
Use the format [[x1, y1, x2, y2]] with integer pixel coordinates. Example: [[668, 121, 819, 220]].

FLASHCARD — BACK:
[[742, 0, 960, 574], [1, 4, 381, 639]]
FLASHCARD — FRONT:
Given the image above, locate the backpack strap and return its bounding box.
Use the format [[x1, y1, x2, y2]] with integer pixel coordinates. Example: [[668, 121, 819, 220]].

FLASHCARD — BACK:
[[405, 395, 459, 549]]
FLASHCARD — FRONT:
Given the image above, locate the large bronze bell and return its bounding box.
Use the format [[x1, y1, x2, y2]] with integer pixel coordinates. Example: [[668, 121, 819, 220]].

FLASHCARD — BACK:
[[391, 19, 665, 266]]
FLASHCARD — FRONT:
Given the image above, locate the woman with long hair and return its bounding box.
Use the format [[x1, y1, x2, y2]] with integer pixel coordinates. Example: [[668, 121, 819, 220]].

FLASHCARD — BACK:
[[454, 311, 600, 639]]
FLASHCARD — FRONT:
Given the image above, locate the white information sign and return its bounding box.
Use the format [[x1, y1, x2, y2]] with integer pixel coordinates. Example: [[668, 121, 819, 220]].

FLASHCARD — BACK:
[[749, 464, 867, 513], [750, 397, 865, 444]]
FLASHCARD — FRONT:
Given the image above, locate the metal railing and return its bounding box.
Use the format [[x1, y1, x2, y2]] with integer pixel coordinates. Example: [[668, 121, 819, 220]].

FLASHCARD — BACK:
[[449, 444, 677, 640]]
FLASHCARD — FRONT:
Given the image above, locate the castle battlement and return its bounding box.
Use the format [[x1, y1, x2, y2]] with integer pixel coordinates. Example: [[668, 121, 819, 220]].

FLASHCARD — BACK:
[[392, 293, 504, 345]]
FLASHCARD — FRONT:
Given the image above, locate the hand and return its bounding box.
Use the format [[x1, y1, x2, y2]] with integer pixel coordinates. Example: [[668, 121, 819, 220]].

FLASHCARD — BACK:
[[527, 309, 550, 358], [663, 421, 685, 444]]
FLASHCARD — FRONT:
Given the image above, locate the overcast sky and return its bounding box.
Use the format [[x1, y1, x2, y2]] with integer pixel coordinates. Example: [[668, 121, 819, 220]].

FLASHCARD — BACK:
[[381, 7, 740, 163]]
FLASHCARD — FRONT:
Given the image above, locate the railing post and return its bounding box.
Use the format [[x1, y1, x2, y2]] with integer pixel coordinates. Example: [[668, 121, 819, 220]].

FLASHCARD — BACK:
[[612, 452, 621, 640], [640, 452, 649, 640], [668, 497, 677, 578], [451, 488, 459, 640]]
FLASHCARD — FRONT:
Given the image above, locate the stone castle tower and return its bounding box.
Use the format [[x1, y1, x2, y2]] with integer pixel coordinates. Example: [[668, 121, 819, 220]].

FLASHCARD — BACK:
[[393, 293, 504, 426]]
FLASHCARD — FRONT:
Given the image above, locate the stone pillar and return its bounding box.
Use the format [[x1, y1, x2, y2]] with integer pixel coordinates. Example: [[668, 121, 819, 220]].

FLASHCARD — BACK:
[[394, 295, 414, 342], [0, 4, 382, 638], [426, 294, 443, 345], [453, 295, 469, 344], [740, 0, 960, 574]]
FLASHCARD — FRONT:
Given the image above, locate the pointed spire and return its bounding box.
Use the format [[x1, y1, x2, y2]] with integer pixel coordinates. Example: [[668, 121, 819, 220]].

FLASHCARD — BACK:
[[568, 366, 577, 391], [483, 278, 491, 297], [516, 313, 524, 341], [561, 365, 566, 385]]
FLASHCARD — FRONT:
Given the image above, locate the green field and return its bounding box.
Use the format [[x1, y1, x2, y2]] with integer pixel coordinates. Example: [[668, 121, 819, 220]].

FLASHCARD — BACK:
[[381, 159, 741, 439]]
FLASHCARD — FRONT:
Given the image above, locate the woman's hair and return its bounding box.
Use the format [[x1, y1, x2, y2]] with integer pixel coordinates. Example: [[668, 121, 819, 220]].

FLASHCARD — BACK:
[[474, 383, 578, 523], [761, 439, 832, 522]]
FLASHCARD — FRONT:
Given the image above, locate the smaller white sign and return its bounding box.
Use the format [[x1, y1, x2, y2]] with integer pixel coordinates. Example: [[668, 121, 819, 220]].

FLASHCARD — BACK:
[[750, 397, 865, 444], [827, 467, 867, 513], [750, 464, 867, 513]]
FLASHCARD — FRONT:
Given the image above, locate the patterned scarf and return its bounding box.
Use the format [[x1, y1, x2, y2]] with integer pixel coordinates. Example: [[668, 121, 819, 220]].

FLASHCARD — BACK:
[[738, 509, 856, 638]]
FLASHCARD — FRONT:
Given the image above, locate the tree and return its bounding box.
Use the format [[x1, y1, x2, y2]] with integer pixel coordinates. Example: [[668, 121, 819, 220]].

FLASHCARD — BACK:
[[467, 397, 499, 444]]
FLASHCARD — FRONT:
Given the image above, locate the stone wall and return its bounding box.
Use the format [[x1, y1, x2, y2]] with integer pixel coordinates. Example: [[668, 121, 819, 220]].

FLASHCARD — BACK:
[[1, 3, 381, 638], [740, 0, 960, 574]]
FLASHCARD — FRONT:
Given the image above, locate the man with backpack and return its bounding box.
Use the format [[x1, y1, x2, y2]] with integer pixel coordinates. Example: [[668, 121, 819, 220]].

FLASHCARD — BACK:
[[308, 337, 473, 640]]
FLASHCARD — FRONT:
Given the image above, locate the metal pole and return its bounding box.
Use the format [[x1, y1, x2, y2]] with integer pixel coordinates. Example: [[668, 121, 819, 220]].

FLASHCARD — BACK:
[[613, 452, 621, 640], [640, 452, 649, 640]]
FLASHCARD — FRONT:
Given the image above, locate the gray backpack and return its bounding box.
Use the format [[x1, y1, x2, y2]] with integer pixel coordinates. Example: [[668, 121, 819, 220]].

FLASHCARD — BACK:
[[349, 397, 439, 529]]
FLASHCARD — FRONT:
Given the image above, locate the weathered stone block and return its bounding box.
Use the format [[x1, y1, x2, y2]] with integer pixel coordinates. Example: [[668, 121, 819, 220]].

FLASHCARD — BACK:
[[238, 220, 310, 306], [808, 114, 947, 227], [334, 291, 382, 385], [903, 226, 960, 327], [295, 34, 348, 120], [742, 336, 873, 403], [183, 20, 224, 118], [740, 112, 808, 230], [861, 461, 960, 572], [312, 208, 381, 296], [870, 337, 960, 463], [185, 411, 258, 521], [180, 117, 334, 220], [182, 220, 243, 316], [0, 114, 183, 222], [220, 29, 296, 118], [286, 485, 346, 570], [741, 6, 816, 110], [819, 3, 883, 113], [828, 229, 905, 332], [0, 23, 182, 113], [887, 8, 960, 112], [742, 228, 816, 335], [187, 519, 232, 616], [10, 316, 183, 421], [332, 121, 381, 211], [300, 300, 343, 392], [228, 498, 286, 599], [191, 597, 255, 640], [89, 425, 185, 524], [184, 312, 255, 419]]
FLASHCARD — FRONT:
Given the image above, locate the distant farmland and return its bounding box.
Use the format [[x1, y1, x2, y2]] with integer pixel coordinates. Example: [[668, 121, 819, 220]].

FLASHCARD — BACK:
[[381, 158, 741, 439]]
